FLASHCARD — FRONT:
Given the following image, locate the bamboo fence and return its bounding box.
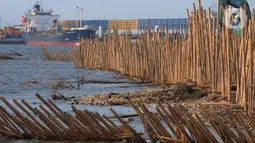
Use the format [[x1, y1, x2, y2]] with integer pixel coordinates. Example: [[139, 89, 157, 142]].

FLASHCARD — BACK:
[[0, 94, 145, 142], [129, 101, 255, 143], [1, 94, 255, 142], [43, 0, 255, 113]]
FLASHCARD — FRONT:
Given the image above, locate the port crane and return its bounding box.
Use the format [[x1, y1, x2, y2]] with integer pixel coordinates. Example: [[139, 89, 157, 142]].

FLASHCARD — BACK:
[[54, 6, 83, 29]]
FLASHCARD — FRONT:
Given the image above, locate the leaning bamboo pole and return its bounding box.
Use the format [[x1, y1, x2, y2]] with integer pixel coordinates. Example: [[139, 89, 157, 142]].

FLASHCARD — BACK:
[[0, 94, 144, 142], [2, 94, 255, 142], [128, 100, 255, 143]]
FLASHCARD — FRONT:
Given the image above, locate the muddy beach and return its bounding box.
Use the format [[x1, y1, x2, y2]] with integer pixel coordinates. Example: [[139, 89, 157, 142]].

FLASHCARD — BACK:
[[71, 83, 208, 106], [0, 51, 28, 60]]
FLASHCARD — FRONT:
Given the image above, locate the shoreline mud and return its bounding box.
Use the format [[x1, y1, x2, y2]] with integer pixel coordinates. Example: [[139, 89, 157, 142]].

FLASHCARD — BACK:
[[66, 83, 209, 106], [0, 51, 28, 60]]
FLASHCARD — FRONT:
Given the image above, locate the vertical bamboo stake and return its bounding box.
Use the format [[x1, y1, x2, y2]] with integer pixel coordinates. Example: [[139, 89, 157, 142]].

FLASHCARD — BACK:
[[226, 23, 231, 101]]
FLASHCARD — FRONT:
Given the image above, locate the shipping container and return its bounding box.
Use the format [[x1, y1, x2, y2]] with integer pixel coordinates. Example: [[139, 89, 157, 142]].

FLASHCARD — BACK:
[[108, 19, 138, 30], [58, 19, 188, 30], [138, 18, 188, 30]]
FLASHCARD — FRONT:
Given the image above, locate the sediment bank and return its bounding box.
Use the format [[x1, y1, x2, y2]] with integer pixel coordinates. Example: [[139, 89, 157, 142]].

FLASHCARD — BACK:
[[0, 53, 14, 60], [72, 84, 208, 106], [0, 52, 27, 60]]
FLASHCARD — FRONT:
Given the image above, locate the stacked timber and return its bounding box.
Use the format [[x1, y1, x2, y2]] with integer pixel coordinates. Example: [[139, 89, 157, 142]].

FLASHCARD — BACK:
[[108, 19, 139, 30]]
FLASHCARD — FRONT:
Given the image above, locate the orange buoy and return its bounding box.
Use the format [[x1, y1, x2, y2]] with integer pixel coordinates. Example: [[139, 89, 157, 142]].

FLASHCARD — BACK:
[[21, 17, 27, 23]]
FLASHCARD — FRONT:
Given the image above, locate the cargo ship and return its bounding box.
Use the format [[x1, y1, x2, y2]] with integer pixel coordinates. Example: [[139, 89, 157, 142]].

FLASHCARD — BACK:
[[20, 1, 95, 46], [0, 26, 25, 44]]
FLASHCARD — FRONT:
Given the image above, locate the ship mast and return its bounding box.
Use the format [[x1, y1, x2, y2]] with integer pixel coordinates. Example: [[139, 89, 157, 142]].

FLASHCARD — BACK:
[[40, 0, 43, 11], [77, 6, 83, 28], [0, 17, 2, 29]]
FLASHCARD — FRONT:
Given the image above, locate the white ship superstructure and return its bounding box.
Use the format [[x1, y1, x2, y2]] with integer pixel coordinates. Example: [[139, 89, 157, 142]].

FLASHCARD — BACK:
[[21, 1, 60, 32]]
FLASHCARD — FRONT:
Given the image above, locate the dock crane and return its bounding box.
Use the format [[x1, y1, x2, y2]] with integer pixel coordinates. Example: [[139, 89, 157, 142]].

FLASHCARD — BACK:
[[53, 6, 83, 29]]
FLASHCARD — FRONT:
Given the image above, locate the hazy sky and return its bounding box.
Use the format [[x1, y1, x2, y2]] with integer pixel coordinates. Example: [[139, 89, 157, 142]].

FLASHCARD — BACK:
[[0, 0, 255, 26]]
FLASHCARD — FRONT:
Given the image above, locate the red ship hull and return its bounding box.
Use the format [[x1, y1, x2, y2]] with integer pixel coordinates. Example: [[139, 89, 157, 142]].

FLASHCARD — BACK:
[[25, 41, 79, 46]]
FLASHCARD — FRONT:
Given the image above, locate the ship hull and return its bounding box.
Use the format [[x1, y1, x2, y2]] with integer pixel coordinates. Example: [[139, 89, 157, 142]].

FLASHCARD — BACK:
[[0, 38, 25, 45], [20, 29, 95, 46], [0, 33, 25, 44], [25, 41, 79, 46], [0, 40, 25, 45]]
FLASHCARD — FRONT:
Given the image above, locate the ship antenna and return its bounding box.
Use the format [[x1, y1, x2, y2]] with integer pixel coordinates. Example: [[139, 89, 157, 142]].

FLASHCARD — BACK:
[[40, 0, 43, 11], [0, 17, 2, 29]]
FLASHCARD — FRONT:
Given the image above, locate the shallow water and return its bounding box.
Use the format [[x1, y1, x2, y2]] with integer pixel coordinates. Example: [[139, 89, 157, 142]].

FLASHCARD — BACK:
[[0, 44, 160, 108], [0, 44, 159, 142]]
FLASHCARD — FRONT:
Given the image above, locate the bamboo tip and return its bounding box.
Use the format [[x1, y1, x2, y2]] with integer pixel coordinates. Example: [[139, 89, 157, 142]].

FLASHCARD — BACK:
[[35, 93, 41, 98]]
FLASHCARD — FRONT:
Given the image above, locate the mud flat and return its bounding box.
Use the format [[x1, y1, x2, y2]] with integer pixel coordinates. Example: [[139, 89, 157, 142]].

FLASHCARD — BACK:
[[73, 83, 208, 106], [0, 54, 14, 60], [0, 51, 28, 60]]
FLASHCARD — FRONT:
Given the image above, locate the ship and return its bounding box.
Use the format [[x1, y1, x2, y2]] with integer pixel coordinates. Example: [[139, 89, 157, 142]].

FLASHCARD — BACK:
[[0, 26, 25, 44], [20, 1, 96, 46]]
